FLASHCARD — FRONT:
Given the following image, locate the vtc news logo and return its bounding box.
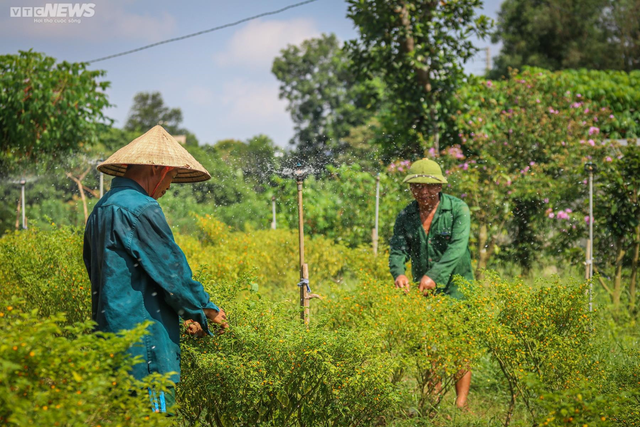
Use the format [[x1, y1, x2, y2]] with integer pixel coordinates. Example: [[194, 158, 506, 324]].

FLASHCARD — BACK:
[[10, 3, 96, 18]]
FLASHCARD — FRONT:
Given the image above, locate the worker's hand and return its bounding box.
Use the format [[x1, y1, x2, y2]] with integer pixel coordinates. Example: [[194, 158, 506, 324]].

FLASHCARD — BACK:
[[204, 308, 229, 332], [394, 275, 410, 293], [184, 319, 205, 337], [418, 275, 436, 296]]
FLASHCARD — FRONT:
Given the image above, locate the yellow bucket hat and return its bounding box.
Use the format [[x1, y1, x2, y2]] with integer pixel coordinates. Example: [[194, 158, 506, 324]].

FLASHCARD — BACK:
[[97, 125, 211, 183]]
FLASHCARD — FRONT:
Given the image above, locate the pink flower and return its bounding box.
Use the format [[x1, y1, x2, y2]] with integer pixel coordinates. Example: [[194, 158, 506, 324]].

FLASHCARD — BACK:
[[605, 156, 612, 162], [398, 166, 404, 172], [536, 99, 541, 103], [548, 212, 555, 218], [565, 209, 572, 213], [584, 108, 590, 114], [544, 198, 549, 203], [588, 139, 595, 146], [588, 126, 600, 135], [561, 141, 566, 146], [486, 80, 493, 88], [609, 114, 614, 119], [585, 216, 590, 224], [577, 94, 582, 98], [461, 193, 467, 198], [529, 161, 535, 166]]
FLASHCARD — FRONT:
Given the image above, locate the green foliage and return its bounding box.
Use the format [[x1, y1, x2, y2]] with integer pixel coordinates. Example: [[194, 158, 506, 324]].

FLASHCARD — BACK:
[[442, 69, 615, 273], [0, 227, 90, 324], [0, 300, 172, 426], [491, 0, 640, 77], [345, 0, 492, 159], [1, 227, 640, 425], [272, 33, 383, 162], [0, 50, 111, 174], [179, 274, 399, 426], [124, 91, 184, 135], [271, 164, 406, 247], [179, 214, 390, 296], [468, 273, 599, 422]]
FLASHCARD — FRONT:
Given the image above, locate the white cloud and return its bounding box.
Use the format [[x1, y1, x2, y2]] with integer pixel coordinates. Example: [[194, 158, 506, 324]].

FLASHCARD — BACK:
[[220, 78, 287, 123], [0, 1, 176, 42], [214, 18, 320, 68]]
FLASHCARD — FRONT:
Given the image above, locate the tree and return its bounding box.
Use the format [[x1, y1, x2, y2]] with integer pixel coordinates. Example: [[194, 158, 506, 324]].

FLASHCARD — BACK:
[[124, 92, 184, 135], [272, 34, 383, 164], [0, 50, 111, 175], [602, 0, 640, 72], [345, 0, 492, 159], [490, 0, 640, 77]]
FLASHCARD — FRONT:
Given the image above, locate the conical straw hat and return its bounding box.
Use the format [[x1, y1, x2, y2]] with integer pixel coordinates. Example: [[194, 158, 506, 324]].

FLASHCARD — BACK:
[[97, 125, 211, 183]]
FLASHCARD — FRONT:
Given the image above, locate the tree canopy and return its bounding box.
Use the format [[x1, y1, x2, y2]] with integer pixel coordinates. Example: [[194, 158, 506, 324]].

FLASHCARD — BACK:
[[0, 50, 111, 174], [272, 33, 383, 165], [345, 0, 492, 159], [491, 0, 640, 77]]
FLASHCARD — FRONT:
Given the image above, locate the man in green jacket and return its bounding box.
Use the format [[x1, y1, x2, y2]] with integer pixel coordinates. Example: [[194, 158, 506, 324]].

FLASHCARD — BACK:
[[389, 158, 474, 409], [84, 125, 227, 413]]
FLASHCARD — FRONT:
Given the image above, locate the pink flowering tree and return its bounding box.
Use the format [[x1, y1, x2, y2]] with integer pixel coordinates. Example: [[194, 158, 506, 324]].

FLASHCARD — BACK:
[[444, 69, 614, 275]]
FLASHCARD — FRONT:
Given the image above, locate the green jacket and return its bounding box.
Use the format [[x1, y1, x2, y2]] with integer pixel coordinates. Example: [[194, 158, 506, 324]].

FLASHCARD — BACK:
[[389, 194, 474, 299], [83, 177, 219, 383]]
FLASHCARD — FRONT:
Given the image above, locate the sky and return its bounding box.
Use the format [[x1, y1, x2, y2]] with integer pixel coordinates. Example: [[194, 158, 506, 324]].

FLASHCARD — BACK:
[[0, 0, 504, 148]]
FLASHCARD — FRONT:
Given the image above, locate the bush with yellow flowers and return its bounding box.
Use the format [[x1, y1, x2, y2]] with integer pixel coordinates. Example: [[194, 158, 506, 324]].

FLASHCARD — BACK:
[[0, 299, 173, 427]]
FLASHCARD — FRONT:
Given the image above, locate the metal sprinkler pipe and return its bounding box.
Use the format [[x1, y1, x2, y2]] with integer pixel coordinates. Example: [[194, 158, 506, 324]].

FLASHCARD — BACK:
[[271, 196, 276, 230], [20, 177, 26, 230], [373, 173, 380, 256], [584, 162, 597, 312]]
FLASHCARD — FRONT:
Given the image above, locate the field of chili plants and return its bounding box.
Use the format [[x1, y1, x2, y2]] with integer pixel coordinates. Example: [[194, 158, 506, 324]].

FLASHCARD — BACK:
[[0, 218, 638, 427]]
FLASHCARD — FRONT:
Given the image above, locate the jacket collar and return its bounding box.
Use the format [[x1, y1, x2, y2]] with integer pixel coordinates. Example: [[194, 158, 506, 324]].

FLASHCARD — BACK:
[[111, 177, 150, 197]]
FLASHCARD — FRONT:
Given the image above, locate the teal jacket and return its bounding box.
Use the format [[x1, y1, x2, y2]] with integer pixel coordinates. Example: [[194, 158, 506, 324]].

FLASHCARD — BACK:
[[83, 177, 218, 383], [389, 194, 474, 299]]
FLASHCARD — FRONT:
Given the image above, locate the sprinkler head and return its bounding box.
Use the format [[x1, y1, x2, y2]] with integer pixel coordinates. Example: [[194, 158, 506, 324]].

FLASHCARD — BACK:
[[293, 163, 309, 181], [19, 178, 26, 185], [584, 162, 597, 174]]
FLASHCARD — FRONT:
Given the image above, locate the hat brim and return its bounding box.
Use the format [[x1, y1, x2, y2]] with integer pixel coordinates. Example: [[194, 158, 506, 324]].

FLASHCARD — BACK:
[[403, 174, 448, 184], [97, 163, 211, 183]]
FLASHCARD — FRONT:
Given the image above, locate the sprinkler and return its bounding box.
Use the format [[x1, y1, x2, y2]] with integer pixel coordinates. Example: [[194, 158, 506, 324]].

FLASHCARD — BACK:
[[19, 177, 26, 230], [293, 163, 319, 323], [584, 162, 597, 312]]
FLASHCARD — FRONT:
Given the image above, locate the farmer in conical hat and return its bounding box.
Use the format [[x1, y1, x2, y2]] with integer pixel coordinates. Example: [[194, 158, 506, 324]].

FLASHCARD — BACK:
[[83, 125, 227, 413], [389, 158, 474, 409]]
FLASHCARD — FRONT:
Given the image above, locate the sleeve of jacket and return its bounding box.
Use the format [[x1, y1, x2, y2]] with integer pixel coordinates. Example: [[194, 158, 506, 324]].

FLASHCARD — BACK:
[[425, 200, 471, 288], [389, 211, 410, 280], [127, 203, 220, 335]]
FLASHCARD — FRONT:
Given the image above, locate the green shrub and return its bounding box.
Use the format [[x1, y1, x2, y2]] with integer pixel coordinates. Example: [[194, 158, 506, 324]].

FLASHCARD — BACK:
[[0, 227, 90, 325], [0, 299, 173, 426], [178, 274, 400, 426]]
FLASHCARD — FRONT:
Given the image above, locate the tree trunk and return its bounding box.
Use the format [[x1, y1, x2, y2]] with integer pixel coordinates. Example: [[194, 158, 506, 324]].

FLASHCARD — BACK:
[[476, 223, 494, 279], [629, 224, 639, 313], [613, 235, 626, 311]]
